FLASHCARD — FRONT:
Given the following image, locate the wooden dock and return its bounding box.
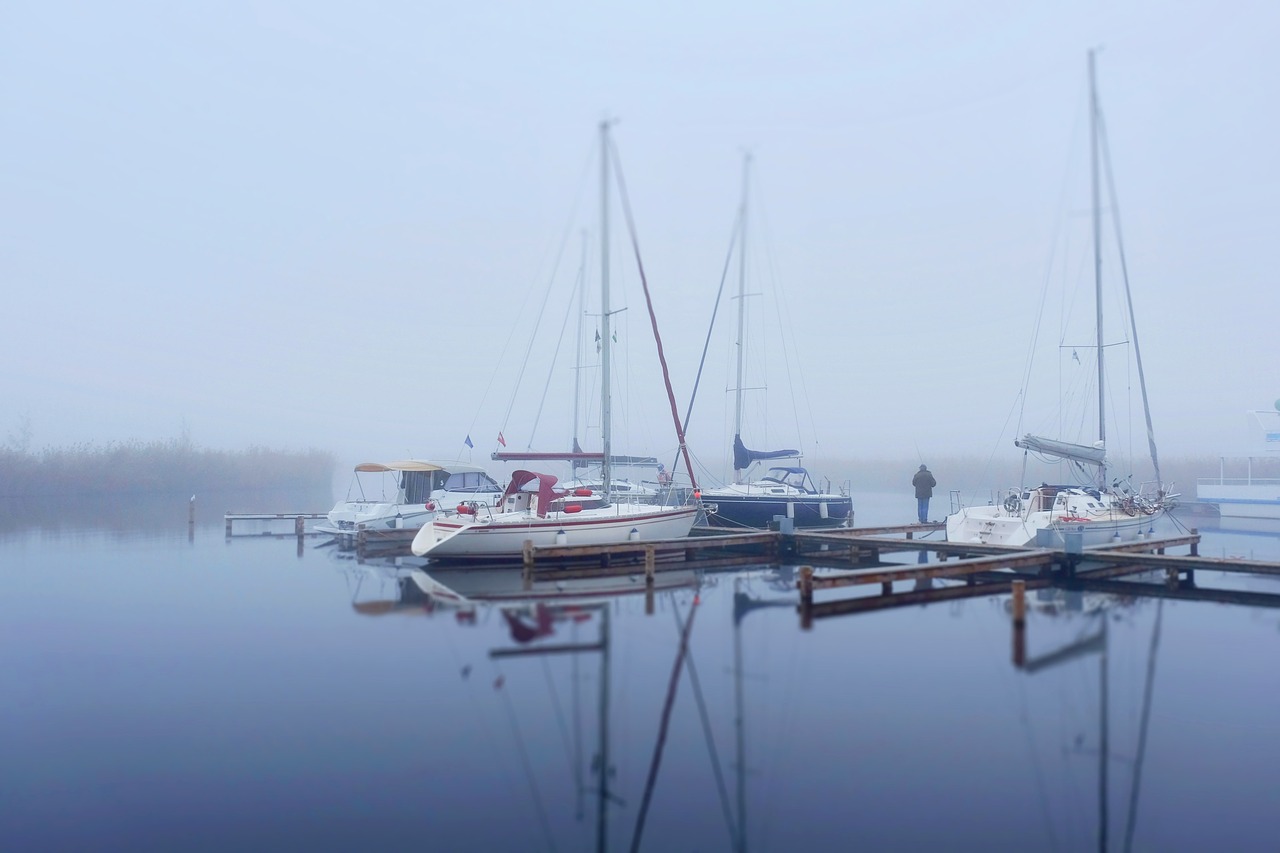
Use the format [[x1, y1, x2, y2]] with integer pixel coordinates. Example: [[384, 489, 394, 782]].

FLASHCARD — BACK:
[[224, 512, 327, 538], [221, 512, 1280, 623]]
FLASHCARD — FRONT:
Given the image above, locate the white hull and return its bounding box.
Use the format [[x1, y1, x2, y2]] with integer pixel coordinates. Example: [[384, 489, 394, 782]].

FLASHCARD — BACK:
[[412, 503, 699, 559], [316, 505, 436, 537], [946, 504, 1152, 547], [1195, 483, 1280, 520], [408, 566, 698, 603]]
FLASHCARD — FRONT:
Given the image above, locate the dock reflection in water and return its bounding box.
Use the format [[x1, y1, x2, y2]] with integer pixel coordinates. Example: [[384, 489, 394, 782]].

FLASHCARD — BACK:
[[0, 498, 1276, 851]]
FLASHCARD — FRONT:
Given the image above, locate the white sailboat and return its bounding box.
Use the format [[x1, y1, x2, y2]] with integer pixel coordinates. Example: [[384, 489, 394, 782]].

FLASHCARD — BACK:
[[700, 155, 853, 530], [412, 122, 698, 560], [947, 52, 1172, 548]]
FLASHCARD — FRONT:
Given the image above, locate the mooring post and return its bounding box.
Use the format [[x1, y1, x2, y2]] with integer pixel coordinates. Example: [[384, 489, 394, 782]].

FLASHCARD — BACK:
[[799, 565, 814, 631], [1012, 579, 1027, 668], [295, 515, 304, 542], [522, 540, 534, 590], [189, 497, 196, 528], [1165, 567, 1179, 589], [644, 544, 655, 616], [356, 527, 367, 562], [225, 514, 232, 539], [881, 581, 892, 596], [1190, 528, 1199, 557], [1012, 579, 1026, 624]]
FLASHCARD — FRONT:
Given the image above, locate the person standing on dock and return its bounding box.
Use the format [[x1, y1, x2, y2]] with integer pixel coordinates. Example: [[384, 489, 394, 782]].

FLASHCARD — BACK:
[[912, 464, 936, 523]]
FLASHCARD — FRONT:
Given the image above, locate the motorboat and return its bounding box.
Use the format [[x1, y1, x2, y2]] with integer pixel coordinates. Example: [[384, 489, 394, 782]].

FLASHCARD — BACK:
[[316, 459, 502, 544]]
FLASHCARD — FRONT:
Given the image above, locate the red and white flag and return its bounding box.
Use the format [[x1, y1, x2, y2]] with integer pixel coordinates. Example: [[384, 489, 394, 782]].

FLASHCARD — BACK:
[[497, 432, 506, 447]]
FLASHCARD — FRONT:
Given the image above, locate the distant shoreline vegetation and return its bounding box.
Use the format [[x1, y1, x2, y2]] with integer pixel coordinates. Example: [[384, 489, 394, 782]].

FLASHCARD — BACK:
[[0, 440, 335, 498]]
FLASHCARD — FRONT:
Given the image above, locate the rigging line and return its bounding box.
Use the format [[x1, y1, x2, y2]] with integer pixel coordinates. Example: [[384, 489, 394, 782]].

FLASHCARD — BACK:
[[675, 602, 739, 850], [1123, 599, 1163, 853], [675, 207, 741, 476], [1098, 108, 1162, 491], [628, 596, 701, 853], [754, 172, 812, 454], [607, 136, 699, 491], [1021, 78, 1091, 438], [494, 661, 560, 852], [1016, 670, 1064, 852], [497, 141, 598, 441], [540, 651, 579, 792], [528, 272, 583, 448]]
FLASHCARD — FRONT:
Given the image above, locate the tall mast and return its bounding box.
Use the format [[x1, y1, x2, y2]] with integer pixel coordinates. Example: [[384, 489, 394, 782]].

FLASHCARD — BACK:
[[732, 154, 751, 484], [600, 120, 613, 495], [1090, 49, 1106, 488]]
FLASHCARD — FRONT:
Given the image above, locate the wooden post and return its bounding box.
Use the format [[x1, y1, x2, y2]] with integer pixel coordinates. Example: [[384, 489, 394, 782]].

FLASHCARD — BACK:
[[1012, 579, 1027, 668], [799, 565, 814, 631], [356, 526, 367, 561], [1190, 528, 1199, 557], [189, 497, 196, 527], [881, 581, 892, 596], [225, 514, 232, 539], [645, 546, 656, 615], [522, 540, 534, 591], [295, 515, 304, 541], [1165, 567, 1178, 589], [1012, 579, 1026, 624]]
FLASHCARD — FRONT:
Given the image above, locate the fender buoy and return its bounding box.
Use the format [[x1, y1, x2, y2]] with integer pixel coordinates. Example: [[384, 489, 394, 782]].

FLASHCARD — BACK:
[[573, 488, 592, 497], [425, 500, 436, 511], [458, 503, 476, 515], [563, 504, 583, 514]]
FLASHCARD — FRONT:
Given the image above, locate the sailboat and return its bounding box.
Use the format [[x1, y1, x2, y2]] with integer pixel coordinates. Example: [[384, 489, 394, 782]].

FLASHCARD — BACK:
[[700, 156, 853, 530], [411, 122, 699, 560], [946, 52, 1171, 548]]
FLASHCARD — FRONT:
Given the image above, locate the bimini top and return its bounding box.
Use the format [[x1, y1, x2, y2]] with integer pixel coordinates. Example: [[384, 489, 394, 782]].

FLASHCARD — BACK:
[[764, 466, 809, 475], [353, 460, 484, 474]]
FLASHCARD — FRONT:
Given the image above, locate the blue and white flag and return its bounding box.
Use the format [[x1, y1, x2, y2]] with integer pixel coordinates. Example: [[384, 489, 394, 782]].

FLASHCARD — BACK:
[[464, 435, 474, 449]]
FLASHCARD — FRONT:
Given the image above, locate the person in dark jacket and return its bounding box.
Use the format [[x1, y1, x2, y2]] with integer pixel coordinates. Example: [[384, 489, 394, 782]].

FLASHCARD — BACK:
[[912, 464, 937, 523]]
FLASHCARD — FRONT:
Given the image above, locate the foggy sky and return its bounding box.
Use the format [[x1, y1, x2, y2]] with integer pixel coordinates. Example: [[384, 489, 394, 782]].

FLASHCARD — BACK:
[[2, 2, 1276, 482]]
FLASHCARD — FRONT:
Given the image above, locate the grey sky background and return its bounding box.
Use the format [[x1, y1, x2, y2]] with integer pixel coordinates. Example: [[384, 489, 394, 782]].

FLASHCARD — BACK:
[[2, 2, 1275, 483]]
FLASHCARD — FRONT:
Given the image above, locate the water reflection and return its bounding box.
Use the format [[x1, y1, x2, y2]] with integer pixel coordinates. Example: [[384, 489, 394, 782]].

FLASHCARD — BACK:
[[2, 506, 1278, 851]]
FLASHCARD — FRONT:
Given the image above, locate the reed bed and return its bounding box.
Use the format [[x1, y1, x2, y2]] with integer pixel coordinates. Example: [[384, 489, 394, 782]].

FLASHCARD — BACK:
[[0, 440, 334, 498]]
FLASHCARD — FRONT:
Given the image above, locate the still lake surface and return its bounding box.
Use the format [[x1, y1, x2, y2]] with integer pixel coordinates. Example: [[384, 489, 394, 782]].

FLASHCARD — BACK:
[[2, 490, 1277, 852]]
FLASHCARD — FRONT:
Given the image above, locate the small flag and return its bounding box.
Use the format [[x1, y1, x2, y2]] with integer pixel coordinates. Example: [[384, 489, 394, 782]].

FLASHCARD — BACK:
[[464, 435, 474, 449], [595, 329, 601, 354], [1071, 349, 1080, 364], [612, 331, 617, 343], [497, 432, 506, 447]]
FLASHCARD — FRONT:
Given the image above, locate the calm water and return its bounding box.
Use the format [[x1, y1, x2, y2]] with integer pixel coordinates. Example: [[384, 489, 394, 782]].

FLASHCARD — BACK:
[[2, 491, 1277, 852]]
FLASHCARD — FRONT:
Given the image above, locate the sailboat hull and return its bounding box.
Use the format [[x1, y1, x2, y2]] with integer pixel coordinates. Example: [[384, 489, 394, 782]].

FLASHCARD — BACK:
[[703, 494, 853, 529], [947, 500, 1155, 548], [412, 504, 699, 560]]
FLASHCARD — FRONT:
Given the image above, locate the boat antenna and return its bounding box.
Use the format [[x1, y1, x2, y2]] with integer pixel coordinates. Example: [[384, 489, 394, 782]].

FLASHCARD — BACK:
[[608, 136, 700, 492], [572, 228, 587, 464]]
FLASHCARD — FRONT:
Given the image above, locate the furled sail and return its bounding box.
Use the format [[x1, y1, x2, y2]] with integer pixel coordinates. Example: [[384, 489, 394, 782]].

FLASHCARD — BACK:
[[1015, 434, 1107, 466], [733, 434, 799, 471]]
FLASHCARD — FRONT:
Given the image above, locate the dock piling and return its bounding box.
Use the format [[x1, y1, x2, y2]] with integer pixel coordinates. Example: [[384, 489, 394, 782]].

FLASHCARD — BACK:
[[522, 540, 534, 590], [1012, 579, 1027, 668], [799, 566, 814, 631]]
